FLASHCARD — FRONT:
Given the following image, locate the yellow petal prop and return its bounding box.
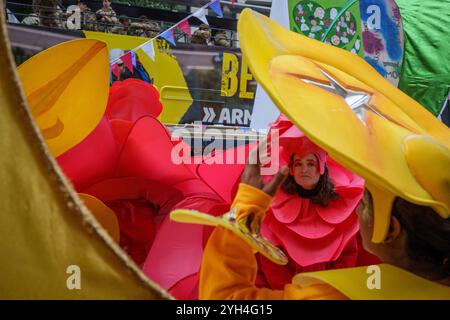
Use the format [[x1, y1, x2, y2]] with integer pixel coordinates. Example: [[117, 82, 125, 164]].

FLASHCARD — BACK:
[[16, 38, 110, 157], [170, 209, 288, 265], [0, 6, 169, 299], [237, 9, 450, 243]]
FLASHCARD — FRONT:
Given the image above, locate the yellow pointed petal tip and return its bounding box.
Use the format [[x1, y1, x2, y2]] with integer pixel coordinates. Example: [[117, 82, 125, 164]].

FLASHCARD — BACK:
[[17, 39, 110, 157], [403, 135, 450, 218], [78, 193, 121, 243], [237, 9, 450, 242]]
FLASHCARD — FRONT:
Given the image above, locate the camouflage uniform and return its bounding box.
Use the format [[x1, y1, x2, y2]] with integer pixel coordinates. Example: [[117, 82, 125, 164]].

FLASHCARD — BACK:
[[214, 30, 231, 47], [81, 7, 97, 31], [111, 25, 125, 35], [128, 21, 146, 37], [96, 7, 118, 32], [22, 13, 40, 26], [111, 16, 130, 35], [190, 24, 211, 45], [129, 17, 160, 38]]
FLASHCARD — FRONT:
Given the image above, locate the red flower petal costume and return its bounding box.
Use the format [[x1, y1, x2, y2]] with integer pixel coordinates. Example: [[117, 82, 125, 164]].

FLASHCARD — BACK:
[[56, 79, 380, 299]]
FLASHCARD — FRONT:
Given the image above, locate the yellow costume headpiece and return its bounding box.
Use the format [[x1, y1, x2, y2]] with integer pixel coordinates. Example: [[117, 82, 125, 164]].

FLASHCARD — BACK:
[[237, 9, 450, 243]]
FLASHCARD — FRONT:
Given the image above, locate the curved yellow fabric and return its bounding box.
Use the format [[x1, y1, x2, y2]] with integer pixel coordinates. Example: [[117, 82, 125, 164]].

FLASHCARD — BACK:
[[0, 5, 170, 299], [293, 264, 450, 300], [17, 38, 109, 157], [78, 193, 120, 244], [198, 181, 449, 300], [237, 9, 450, 243]]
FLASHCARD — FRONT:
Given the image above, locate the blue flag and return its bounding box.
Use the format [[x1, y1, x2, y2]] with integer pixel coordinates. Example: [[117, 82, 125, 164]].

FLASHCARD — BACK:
[[160, 29, 176, 46], [131, 51, 137, 68], [209, 0, 223, 18]]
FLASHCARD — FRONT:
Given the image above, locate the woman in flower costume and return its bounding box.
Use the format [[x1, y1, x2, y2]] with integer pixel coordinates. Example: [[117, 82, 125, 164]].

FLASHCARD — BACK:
[[253, 114, 366, 289], [192, 9, 450, 300]]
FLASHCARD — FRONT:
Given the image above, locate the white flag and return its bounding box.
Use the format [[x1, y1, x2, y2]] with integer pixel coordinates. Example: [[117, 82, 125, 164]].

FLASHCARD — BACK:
[[193, 8, 209, 25], [141, 41, 155, 61]]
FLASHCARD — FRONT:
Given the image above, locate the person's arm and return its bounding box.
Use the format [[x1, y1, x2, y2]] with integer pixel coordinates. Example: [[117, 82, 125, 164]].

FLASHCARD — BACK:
[[199, 183, 347, 300], [199, 183, 284, 299]]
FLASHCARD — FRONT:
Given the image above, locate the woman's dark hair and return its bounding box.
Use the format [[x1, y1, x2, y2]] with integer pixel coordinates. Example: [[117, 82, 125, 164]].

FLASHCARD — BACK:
[[281, 154, 339, 207], [392, 198, 450, 277]]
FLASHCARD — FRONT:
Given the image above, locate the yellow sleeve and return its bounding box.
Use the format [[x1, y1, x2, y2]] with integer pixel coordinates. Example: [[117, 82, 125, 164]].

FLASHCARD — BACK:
[[199, 183, 348, 300]]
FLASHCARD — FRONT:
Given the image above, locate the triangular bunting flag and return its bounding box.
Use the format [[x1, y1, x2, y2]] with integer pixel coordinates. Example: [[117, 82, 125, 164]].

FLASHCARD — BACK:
[[193, 8, 209, 25], [131, 51, 137, 68], [177, 20, 192, 37], [160, 29, 176, 46], [231, 0, 235, 7], [140, 41, 155, 61], [121, 51, 133, 73], [209, 0, 223, 18], [111, 63, 120, 78]]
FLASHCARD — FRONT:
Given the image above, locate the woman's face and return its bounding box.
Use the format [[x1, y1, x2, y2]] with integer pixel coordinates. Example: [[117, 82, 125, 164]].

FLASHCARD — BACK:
[[291, 153, 320, 190]]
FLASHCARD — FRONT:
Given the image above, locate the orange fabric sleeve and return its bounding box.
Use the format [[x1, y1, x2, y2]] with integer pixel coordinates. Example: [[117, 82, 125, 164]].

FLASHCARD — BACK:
[[199, 183, 348, 300]]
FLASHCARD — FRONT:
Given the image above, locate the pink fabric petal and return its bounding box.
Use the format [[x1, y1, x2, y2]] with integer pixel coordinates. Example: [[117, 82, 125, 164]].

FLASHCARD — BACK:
[[264, 207, 360, 266], [143, 217, 205, 291], [270, 191, 302, 224], [284, 207, 335, 239], [106, 78, 162, 122], [57, 116, 119, 191], [316, 187, 363, 224], [265, 200, 335, 240], [144, 194, 227, 294], [271, 221, 344, 266], [328, 157, 365, 188], [330, 213, 360, 261], [196, 144, 250, 203], [116, 117, 203, 190]]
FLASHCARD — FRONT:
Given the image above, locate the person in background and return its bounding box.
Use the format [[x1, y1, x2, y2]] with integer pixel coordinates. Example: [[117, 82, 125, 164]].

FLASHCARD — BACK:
[[110, 49, 153, 85], [96, 0, 117, 32], [213, 29, 231, 47], [191, 24, 211, 45], [198, 142, 450, 299], [32, 0, 61, 28], [111, 15, 131, 35], [244, 116, 366, 290], [143, 17, 161, 38], [22, 13, 40, 26], [77, 0, 97, 31], [129, 16, 160, 38]]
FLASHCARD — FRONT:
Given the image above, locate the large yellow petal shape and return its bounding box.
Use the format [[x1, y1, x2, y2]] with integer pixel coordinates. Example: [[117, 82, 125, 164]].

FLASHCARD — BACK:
[[17, 38, 109, 157], [293, 264, 450, 300], [238, 9, 450, 242], [0, 5, 170, 299]]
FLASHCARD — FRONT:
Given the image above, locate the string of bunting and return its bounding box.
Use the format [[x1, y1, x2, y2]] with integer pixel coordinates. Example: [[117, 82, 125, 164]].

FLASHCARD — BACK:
[[110, 0, 224, 67]]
